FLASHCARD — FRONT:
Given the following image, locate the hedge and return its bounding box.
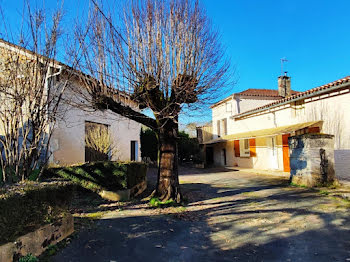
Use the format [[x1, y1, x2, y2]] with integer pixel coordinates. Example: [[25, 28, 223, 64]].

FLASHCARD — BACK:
[[0, 181, 74, 245], [42, 161, 147, 193]]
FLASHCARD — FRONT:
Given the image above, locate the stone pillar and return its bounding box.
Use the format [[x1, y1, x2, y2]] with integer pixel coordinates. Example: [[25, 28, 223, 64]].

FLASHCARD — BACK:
[[289, 134, 336, 187]]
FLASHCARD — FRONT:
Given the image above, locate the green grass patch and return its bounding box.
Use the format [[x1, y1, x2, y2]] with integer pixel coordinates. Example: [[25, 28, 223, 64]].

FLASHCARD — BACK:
[[74, 211, 107, 220], [289, 182, 308, 188], [240, 191, 261, 198], [19, 254, 38, 262], [319, 190, 330, 196], [149, 197, 177, 208], [45, 244, 59, 256], [175, 206, 187, 213]]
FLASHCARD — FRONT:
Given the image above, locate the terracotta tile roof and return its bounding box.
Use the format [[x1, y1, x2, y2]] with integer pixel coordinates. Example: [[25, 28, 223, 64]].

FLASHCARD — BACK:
[[233, 76, 350, 118], [236, 88, 300, 97]]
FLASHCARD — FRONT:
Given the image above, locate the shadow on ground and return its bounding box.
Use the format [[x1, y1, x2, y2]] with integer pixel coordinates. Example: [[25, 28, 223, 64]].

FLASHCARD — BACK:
[[53, 168, 350, 262]]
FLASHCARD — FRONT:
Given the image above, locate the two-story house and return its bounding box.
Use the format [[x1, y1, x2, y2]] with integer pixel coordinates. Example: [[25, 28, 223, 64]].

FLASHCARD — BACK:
[[202, 74, 350, 181]]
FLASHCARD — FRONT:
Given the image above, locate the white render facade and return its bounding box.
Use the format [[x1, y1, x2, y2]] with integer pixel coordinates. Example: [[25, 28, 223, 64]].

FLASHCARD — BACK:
[[0, 38, 141, 166], [205, 76, 350, 181], [50, 79, 142, 165]]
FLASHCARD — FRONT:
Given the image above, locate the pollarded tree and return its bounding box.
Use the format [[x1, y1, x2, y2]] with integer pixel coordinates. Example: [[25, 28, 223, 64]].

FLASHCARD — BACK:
[[73, 0, 230, 202]]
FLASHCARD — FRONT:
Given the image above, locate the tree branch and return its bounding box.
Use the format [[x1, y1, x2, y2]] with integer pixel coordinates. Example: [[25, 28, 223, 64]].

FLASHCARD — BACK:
[[97, 95, 157, 130]]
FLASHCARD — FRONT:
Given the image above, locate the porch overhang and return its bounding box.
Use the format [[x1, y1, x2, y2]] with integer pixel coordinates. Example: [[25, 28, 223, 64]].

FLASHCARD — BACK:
[[202, 121, 323, 145]]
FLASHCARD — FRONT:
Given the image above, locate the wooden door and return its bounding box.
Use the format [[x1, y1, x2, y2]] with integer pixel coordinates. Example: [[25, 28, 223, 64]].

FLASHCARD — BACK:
[[282, 134, 290, 172], [85, 121, 109, 162]]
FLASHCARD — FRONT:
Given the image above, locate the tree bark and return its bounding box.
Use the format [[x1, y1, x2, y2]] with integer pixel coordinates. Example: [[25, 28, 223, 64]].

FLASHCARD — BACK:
[[155, 119, 182, 203]]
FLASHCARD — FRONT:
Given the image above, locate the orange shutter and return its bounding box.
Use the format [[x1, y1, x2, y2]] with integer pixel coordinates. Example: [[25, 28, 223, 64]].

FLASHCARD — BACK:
[[282, 134, 290, 172], [234, 140, 240, 157], [249, 138, 256, 157]]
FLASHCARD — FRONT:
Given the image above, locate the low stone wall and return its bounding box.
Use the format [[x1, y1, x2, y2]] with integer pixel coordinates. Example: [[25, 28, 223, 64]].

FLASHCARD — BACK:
[[335, 149, 350, 181], [98, 179, 147, 201], [289, 134, 336, 187], [0, 214, 74, 262]]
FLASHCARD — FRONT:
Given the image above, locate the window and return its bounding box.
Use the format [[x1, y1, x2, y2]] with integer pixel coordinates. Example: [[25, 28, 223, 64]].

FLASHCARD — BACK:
[[131, 140, 138, 161], [217, 120, 221, 137], [239, 139, 250, 157], [217, 118, 227, 137], [222, 118, 228, 136]]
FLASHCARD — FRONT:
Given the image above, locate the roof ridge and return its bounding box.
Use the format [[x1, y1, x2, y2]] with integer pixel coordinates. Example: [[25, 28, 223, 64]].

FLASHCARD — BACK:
[[233, 76, 350, 118]]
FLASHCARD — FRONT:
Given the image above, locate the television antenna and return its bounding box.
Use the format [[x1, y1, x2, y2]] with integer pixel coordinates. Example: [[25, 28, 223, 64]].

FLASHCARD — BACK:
[[280, 57, 288, 76]]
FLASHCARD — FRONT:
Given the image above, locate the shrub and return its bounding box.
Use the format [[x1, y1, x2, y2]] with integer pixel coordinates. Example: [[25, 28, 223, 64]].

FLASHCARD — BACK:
[[43, 161, 147, 193], [0, 181, 74, 245], [19, 254, 38, 262]]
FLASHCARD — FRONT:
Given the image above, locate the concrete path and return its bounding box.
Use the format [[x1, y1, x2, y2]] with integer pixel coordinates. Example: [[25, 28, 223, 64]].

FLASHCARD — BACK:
[[53, 168, 350, 262]]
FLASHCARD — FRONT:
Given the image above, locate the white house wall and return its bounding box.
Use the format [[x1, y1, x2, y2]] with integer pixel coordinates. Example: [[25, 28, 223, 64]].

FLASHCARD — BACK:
[[50, 80, 141, 165], [236, 96, 280, 114], [211, 88, 350, 180], [212, 96, 279, 138]]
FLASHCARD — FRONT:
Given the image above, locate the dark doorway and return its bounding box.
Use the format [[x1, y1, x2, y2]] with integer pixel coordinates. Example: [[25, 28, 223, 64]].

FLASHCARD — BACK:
[[85, 121, 109, 162], [206, 146, 214, 166], [222, 148, 227, 166], [131, 141, 138, 161]]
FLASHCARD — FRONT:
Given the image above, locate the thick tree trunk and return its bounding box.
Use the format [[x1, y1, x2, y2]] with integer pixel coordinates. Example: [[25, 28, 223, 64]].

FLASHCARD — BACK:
[[155, 119, 182, 203]]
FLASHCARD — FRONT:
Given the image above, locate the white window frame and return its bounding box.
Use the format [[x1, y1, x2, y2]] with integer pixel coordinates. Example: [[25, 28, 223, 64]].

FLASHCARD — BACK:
[[239, 139, 250, 157], [221, 118, 227, 136], [217, 120, 221, 137], [226, 102, 232, 112]]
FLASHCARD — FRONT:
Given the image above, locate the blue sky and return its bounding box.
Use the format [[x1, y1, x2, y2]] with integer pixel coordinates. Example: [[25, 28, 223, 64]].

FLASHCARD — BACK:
[[2, 0, 350, 124], [202, 0, 350, 95]]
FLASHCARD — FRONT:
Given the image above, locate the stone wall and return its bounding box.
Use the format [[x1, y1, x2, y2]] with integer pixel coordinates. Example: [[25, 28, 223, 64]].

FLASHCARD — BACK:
[[334, 150, 350, 181], [0, 214, 74, 262], [289, 134, 336, 187]]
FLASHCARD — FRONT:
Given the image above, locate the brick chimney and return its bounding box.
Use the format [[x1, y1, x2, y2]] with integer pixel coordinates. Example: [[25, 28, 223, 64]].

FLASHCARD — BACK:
[[278, 72, 291, 97]]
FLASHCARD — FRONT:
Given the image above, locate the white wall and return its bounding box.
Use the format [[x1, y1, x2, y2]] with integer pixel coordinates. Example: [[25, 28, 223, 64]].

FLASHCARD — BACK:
[[212, 96, 279, 138], [50, 80, 141, 165], [212, 88, 350, 179], [236, 96, 280, 114]]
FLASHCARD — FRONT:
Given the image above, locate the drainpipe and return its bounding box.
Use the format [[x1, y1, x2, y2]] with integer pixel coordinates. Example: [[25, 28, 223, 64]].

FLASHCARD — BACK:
[[44, 65, 64, 163]]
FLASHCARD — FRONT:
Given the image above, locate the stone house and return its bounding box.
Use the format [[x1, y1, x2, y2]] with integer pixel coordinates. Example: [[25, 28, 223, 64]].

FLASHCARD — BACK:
[[0, 38, 141, 165], [201, 74, 350, 181]]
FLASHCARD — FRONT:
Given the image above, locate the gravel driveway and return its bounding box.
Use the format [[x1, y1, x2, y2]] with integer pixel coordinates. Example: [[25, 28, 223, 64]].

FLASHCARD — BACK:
[[53, 167, 350, 262]]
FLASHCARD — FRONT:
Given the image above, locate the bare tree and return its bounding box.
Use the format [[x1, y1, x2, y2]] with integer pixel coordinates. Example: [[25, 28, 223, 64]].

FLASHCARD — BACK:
[[0, 4, 68, 183], [73, 0, 230, 201]]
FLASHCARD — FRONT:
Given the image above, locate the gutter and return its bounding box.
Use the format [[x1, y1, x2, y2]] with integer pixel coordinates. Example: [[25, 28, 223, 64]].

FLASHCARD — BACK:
[[231, 81, 350, 120]]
